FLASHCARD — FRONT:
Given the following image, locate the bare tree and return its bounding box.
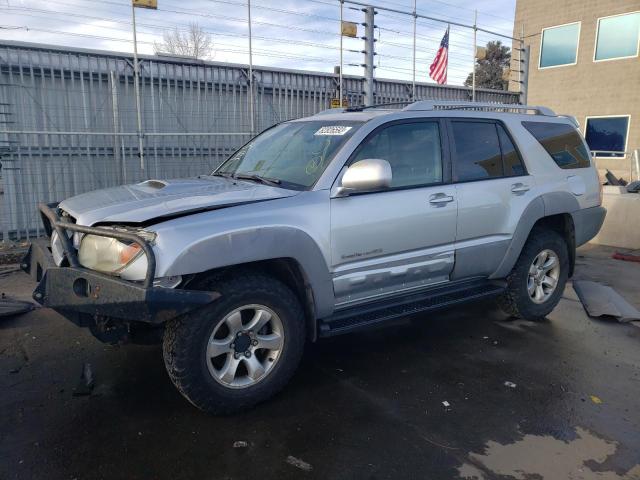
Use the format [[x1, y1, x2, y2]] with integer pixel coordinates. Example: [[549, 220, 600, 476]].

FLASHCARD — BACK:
[[154, 22, 213, 59]]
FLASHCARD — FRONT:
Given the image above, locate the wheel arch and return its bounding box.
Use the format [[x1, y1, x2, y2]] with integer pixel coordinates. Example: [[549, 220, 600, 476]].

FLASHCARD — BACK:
[[490, 193, 578, 279], [190, 257, 320, 342]]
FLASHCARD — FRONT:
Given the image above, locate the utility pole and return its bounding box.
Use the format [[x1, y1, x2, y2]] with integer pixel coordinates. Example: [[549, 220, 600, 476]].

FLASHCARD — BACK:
[[411, 0, 417, 100], [131, 2, 145, 171], [247, 0, 255, 135], [472, 9, 477, 102], [363, 6, 375, 107]]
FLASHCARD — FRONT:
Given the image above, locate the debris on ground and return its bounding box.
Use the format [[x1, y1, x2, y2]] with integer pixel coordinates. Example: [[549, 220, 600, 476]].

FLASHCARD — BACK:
[[504, 381, 517, 388], [590, 395, 603, 405], [0, 294, 35, 318], [612, 252, 640, 263], [73, 363, 95, 396], [233, 441, 249, 448], [286, 455, 313, 472], [573, 280, 640, 323]]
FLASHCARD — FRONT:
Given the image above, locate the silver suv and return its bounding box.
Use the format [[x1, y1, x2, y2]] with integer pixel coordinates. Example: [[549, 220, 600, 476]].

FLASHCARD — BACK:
[[24, 101, 606, 414]]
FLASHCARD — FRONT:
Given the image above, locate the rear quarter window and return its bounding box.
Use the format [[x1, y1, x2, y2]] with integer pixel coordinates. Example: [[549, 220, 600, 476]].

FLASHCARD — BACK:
[[522, 121, 591, 169]]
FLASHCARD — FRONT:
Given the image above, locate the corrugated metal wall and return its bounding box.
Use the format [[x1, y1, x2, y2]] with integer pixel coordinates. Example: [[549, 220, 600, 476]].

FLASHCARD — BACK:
[[0, 41, 519, 239]]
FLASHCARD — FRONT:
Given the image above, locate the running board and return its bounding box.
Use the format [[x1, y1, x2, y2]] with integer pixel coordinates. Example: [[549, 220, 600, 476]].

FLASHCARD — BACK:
[[318, 280, 506, 337]]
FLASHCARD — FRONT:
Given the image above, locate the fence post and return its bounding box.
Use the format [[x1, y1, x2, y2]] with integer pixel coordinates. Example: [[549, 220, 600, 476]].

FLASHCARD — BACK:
[[363, 6, 375, 106], [109, 71, 124, 185]]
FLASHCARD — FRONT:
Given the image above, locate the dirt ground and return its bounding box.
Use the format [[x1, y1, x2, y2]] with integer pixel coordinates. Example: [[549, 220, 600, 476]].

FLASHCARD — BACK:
[[1, 244, 639, 480]]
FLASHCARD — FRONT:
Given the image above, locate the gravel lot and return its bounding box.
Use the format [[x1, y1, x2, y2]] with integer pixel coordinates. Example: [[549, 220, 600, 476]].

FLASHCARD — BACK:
[[1, 244, 639, 479]]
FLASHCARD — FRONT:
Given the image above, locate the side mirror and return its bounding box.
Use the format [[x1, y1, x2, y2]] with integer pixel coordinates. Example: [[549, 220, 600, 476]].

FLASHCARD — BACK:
[[337, 159, 392, 196]]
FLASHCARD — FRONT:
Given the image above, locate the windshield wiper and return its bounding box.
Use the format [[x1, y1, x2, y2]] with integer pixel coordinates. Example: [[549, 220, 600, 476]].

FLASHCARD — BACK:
[[233, 173, 281, 187], [210, 171, 234, 178]]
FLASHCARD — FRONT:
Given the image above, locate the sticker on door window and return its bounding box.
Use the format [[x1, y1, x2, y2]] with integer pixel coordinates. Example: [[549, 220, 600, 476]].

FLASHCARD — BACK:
[[314, 126, 353, 136]]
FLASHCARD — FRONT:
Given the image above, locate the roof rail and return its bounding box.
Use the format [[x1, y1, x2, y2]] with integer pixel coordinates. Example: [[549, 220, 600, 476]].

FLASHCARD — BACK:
[[402, 100, 556, 116]]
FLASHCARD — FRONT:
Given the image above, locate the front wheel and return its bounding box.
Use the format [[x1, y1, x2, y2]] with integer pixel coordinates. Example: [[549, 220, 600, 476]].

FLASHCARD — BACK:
[[497, 227, 569, 321], [163, 273, 306, 414]]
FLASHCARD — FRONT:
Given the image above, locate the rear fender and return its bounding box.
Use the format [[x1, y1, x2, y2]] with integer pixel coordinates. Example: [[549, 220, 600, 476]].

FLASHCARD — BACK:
[[490, 193, 580, 279]]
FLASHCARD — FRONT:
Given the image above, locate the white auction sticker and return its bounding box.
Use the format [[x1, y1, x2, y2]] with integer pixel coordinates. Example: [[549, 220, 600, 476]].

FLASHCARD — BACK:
[[314, 126, 352, 136]]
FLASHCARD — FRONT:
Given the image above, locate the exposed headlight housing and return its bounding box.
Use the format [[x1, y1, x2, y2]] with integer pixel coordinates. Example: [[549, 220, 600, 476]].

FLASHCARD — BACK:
[[78, 234, 145, 274]]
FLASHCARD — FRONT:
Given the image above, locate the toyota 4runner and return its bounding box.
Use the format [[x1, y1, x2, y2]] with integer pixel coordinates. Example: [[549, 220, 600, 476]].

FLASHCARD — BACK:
[[23, 101, 606, 414]]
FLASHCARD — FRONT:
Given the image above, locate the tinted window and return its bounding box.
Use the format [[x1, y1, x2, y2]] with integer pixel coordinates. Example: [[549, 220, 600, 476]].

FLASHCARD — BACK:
[[522, 121, 591, 169], [352, 122, 442, 188], [497, 124, 525, 176], [585, 116, 629, 158], [451, 121, 503, 182], [540, 23, 580, 68], [595, 12, 640, 61]]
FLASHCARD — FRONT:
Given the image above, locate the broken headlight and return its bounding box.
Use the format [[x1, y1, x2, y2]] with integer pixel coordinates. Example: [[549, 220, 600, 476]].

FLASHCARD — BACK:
[[78, 235, 145, 274]]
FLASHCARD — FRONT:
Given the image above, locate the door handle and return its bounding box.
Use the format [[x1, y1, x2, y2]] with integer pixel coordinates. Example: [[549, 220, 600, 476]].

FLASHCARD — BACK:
[[429, 193, 454, 205], [511, 183, 530, 194]]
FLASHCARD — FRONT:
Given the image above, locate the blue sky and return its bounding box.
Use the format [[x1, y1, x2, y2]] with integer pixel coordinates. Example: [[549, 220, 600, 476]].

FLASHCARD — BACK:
[[0, 0, 517, 85]]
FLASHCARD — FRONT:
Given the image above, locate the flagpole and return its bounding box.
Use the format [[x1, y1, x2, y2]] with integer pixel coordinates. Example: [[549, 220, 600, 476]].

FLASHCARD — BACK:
[[446, 25, 450, 85]]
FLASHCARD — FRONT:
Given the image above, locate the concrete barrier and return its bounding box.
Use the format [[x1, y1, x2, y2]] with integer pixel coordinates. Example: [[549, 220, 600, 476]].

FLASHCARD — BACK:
[[592, 187, 640, 250]]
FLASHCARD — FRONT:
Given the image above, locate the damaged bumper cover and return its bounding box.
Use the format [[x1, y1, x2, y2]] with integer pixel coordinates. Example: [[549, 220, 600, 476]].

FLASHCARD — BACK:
[[23, 203, 219, 325]]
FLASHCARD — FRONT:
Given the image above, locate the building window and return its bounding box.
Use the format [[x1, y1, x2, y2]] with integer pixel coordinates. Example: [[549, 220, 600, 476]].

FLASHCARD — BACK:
[[539, 22, 580, 68], [585, 116, 630, 158], [594, 12, 640, 61]]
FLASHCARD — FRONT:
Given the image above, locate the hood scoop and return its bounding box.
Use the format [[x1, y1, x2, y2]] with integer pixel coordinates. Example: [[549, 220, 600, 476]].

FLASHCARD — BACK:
[[138, 179, 168, 189]]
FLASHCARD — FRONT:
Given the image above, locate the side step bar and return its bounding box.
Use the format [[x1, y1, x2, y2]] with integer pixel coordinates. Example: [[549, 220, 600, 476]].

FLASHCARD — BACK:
[[318, 279, 506, 337]]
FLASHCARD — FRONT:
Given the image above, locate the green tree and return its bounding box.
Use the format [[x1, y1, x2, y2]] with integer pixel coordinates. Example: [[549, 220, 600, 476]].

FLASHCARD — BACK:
[[465, 40, 511, 90]]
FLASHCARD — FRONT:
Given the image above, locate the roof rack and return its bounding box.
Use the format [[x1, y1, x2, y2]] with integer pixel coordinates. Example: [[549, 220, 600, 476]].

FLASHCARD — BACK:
[[402, 100, 556, 116]]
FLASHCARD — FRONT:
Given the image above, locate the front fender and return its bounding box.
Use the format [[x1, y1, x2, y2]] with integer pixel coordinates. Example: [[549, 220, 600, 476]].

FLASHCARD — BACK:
[[163, 226, 335, 319]]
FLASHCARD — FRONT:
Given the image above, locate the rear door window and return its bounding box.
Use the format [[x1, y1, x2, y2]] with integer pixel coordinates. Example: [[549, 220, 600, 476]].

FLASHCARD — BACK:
[[522, 121, 591, 169], [450, 121, 503, 182]]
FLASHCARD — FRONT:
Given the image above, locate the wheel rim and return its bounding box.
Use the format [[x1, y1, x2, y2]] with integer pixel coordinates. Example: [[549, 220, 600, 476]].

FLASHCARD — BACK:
[[527, 249, 561, 304], [206, 304, 284, 389]]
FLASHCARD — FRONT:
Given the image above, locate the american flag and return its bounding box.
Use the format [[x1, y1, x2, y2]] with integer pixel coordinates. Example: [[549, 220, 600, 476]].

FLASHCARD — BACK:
[[429, 26, 449, 85]]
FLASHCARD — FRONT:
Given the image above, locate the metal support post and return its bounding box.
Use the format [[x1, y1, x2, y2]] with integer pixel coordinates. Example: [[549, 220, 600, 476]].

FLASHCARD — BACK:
[[472, 10, 477, 102], [248, 0, 255, 135], [411, 0, 417, 100], [131, 2, 145, 171], [340, 0, 344, 104], [363, 6, 375, 106], [520, 44, 530, 105]]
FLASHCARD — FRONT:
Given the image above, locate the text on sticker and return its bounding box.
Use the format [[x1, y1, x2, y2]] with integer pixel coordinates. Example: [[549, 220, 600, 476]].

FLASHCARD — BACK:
[[314, 126, 353, 136]]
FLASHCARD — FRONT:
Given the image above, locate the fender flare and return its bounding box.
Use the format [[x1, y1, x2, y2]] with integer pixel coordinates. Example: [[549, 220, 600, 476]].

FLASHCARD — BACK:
[[490, 193, 580, 279]]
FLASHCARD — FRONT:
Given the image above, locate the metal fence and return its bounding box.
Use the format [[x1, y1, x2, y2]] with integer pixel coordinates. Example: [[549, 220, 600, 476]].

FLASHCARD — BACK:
[[0, 40, 519, 240]]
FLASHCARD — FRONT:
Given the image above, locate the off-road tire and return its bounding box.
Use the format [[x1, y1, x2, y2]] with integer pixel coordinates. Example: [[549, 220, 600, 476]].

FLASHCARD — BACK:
[[163, 273, 305, 414], [497, 227, 569, 321]]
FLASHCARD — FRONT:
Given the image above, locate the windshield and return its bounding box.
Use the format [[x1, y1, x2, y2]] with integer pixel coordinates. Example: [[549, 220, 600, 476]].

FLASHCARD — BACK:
[[213, 120, 362, 189]]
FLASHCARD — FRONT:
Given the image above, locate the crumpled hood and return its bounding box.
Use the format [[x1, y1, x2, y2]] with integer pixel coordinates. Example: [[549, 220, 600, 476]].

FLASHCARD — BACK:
[[59, 176, 299, 225]]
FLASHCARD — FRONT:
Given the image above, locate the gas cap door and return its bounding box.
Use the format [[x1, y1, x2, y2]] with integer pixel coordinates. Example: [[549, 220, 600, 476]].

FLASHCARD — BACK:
[[567, 175, 586, 196]]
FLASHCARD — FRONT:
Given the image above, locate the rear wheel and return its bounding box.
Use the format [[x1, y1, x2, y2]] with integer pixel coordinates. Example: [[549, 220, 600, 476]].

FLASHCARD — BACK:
[[163, 273, 305, 414], [497, 227, 569, 321]]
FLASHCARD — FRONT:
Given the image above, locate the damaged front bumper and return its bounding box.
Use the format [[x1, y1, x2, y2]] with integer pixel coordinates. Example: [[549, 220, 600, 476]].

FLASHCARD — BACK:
[[23, 204, 219, 338]]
